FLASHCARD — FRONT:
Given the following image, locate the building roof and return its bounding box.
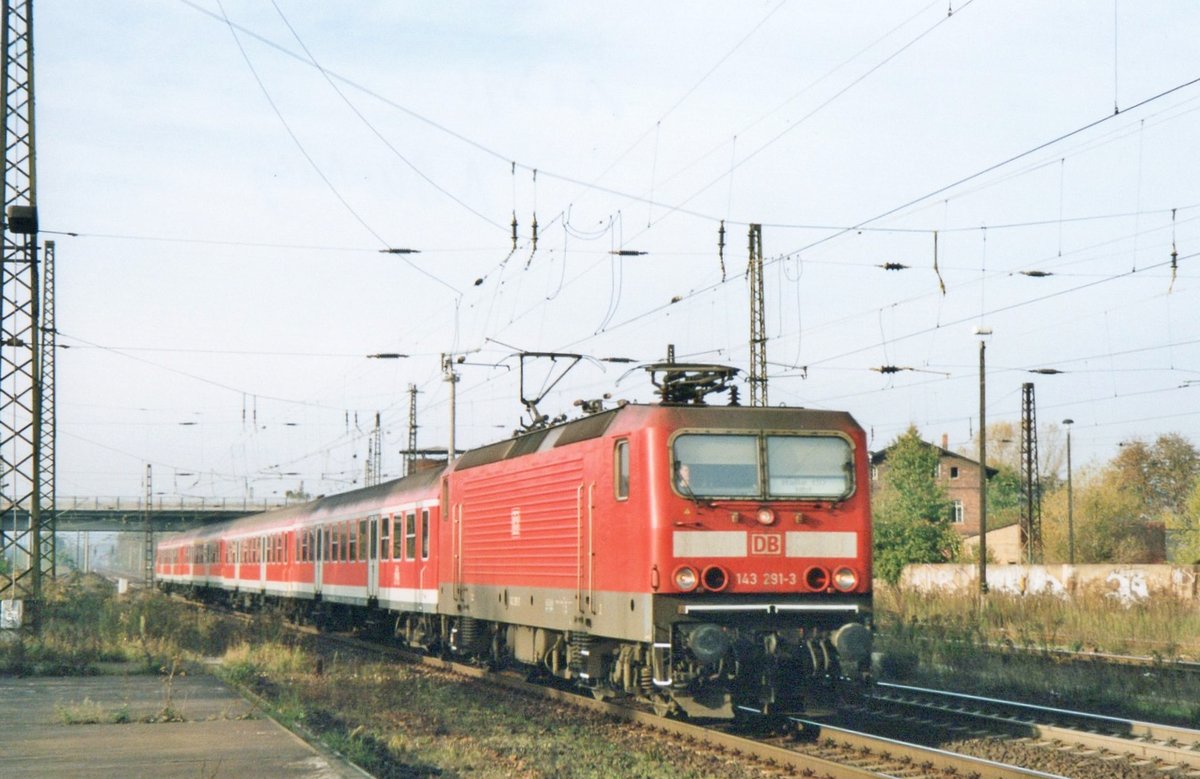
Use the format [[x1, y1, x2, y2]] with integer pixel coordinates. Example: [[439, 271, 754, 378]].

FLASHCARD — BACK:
[[869, 439, 1000, 477]]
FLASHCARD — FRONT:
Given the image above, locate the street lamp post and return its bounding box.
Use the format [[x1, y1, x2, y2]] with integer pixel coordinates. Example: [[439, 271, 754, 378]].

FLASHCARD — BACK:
[[1063, 418, 1074, 565]]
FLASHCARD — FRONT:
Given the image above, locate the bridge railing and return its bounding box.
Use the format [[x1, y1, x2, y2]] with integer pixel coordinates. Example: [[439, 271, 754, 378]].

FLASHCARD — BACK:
[[53, 496, 297, 513]]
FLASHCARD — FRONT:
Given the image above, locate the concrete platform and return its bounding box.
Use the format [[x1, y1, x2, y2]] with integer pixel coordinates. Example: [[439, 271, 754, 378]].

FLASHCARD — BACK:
[[0, 672, 364, 778]]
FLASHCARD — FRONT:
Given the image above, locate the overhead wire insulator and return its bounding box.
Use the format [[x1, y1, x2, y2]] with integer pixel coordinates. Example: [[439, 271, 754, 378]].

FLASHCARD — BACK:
[[524, 212, 540, 270], [510, 211, 518, 252], [932, 230, 946, 295], [718, 219, 727, 281], [1019, 270, 1053, 277], [879, 262, 909, 271], [1169, 207, 1179, 293]]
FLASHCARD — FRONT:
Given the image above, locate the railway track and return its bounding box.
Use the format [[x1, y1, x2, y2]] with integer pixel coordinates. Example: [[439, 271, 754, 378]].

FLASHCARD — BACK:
[[179, 599, 1192, 776], [1008, 645, 1200, 674], [227, 617, 1079, 777], [856, 681, 1200, 776]]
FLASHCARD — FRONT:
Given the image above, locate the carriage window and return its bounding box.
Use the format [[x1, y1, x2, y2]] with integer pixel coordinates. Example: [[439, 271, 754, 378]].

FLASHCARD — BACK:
[[614, 439, 630, 500], [359, 519, 369, 562], [392, 515, 404, 560], [766, 436, 853, 498], [672, 434, 759, 497], [421, 510, 430, 559], [380, 515, 391, 560], [347, 522, 357, 561], [405, 512, 417, 560], [330, 526, 340, 562]]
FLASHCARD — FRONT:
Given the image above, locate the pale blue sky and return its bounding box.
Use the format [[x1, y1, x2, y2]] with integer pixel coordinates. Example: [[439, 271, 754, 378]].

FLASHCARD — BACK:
[[36, 1, 1200, 499]]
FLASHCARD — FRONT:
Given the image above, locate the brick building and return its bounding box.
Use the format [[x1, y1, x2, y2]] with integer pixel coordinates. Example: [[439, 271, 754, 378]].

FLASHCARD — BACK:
[[869, 434, 997, 538]]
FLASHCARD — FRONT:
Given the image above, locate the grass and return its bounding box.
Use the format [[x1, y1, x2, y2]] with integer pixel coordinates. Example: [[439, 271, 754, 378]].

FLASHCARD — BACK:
[[22, 574, 1200, 772], [874, 584, 1200, 726], [0, 572, 290, 677], [218, 644, 749, 778], [7, 577, 763, 777]]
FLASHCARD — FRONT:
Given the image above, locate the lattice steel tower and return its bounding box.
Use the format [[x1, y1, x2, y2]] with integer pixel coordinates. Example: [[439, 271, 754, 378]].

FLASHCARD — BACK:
[[0, 0, 50, 612], [1020, 382, 1042, 564], [365, 412, 382, 487], [406, 384, 418, 476], [747, 224, 767, 407]]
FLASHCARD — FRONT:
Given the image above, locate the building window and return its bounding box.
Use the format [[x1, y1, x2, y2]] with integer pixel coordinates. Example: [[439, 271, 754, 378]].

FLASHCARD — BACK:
[[952, 500, 964, 524], [950, 465, 960, 479]]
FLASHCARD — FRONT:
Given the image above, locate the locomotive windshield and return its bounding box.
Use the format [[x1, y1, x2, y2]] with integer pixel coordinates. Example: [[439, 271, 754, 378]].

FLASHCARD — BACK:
[[673, 433, 853, 499]]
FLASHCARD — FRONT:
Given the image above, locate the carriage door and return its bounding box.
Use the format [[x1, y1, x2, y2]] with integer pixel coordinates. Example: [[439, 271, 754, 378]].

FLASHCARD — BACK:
[[367, 513, 380, 599], [314, 527, 324, 592]]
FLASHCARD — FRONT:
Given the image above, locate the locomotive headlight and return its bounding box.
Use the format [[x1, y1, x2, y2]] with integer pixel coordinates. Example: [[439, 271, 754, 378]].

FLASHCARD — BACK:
[[673, 566, 698, 592], [833, 567, 858, 591], [755, 507, 776, 526]]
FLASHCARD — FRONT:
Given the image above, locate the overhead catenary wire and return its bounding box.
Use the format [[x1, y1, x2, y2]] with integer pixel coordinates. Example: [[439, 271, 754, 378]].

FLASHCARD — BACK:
[[268, 0, 505, 233], [213, 0, 462, 298]]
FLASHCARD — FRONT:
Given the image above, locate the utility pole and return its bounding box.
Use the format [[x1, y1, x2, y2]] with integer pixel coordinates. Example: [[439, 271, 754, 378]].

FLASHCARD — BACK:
[[975, 327, 992, 594], [1019, 383, 1042, 564], [406, 384, 418, 476], [747, 224, 767, 407], [1063, 418, 1075, 565], [0, 0, 48, 626]]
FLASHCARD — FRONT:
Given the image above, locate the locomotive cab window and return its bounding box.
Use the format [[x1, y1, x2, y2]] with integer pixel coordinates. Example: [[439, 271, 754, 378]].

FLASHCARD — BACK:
[[614, 439, 630, 500], [766, 435, 853, 498], [673, 434, 759, 497], [672, 432, 853, 500]]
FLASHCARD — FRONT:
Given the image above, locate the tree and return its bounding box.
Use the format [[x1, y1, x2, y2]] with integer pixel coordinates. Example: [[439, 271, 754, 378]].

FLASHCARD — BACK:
[[966, 420, 1066, 489], [1110, 434, 1200, 519], [961, 420, 1062, 532], [1042, 467, 1162, 563], [1166, 480, 1200, 564], [872, 427, 960, 583], [985, 466, 1023, 530], [285, 482, 312, 503], [1037, 433, 1199, 563]]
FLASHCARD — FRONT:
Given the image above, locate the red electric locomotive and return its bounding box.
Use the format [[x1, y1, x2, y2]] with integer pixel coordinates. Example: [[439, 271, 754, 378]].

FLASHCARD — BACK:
[[158, 363, 873, 718]]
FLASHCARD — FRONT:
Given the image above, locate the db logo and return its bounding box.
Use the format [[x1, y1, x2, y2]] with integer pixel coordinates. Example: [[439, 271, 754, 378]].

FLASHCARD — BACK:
[[750, 534, 782, 555]]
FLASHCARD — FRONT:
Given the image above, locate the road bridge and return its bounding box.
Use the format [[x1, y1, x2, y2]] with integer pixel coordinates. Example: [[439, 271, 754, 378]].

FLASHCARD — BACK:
[[1, 496, 294, 534]]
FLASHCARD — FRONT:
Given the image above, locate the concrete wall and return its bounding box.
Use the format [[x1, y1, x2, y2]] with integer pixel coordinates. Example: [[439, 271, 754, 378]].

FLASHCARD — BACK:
[[899, 563, 1200, 603]]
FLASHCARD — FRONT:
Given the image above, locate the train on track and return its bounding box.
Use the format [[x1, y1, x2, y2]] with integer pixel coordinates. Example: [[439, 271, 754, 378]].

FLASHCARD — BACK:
[[157, 363, 874, 718]]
